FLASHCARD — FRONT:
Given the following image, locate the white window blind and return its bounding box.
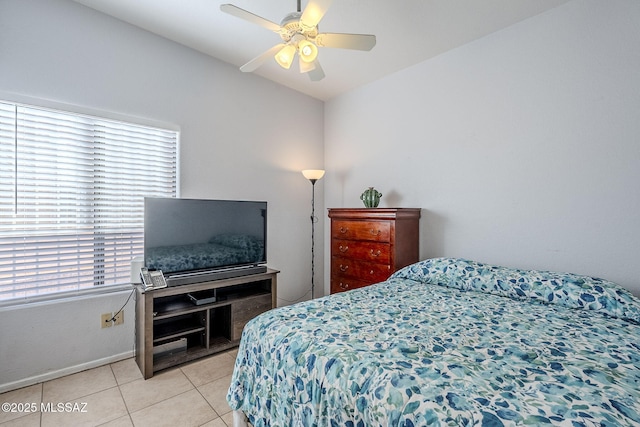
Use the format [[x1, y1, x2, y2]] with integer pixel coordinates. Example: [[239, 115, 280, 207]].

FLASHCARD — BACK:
[[0, 101, 177, 302]]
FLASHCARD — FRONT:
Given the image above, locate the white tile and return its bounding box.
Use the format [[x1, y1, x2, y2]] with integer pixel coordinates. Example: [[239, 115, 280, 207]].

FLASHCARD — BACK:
[[119, 368, 193, 413], [220, 410, 252, 427], [0, 384, 42, 424], [200, 416, 228, 427], [198, 374, 233, 417], [180, 353, 236, 388], [2, 349, 244, 426], [220, 411, 235, 427], [99, 414, 134, 427], [43, 365, 117, 403], [110, 358, 143, 386], [40, 386, 127, 427], [129, 389, 217, 427], [0, 411, 41, 426]]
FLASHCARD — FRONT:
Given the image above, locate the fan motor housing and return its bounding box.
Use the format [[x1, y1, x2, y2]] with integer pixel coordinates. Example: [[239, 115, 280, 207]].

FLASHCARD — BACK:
[[279, 11, 318, 42]]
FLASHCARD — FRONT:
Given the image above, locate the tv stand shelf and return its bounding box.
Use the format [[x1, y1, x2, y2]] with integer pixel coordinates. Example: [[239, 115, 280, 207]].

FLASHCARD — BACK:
[[135, 268, 278, 379]]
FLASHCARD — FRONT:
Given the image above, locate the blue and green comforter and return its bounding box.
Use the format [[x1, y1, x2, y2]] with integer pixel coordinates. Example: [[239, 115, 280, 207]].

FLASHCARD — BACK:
[[227, 258, 640, 426]]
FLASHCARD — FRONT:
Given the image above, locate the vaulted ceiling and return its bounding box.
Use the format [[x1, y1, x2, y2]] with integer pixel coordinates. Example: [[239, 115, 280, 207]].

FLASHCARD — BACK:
[[72, 0, 570, 100]]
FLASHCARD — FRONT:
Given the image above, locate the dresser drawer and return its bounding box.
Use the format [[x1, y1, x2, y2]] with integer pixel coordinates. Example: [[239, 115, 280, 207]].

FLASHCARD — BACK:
[[332, 240, 391, 263], [332, 220, 391, 242], [330, 277, 372, 294], [328, 208, 420, 295], [331, 256, 391, 283]]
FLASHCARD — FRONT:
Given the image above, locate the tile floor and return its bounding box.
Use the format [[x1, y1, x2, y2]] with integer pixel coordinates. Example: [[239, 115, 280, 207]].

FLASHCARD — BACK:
[[0, 349, 238, 427]]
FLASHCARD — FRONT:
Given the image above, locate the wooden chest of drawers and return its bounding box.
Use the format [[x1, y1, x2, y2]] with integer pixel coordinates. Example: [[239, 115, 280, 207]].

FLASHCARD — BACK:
[[328, 208, 421, 294]]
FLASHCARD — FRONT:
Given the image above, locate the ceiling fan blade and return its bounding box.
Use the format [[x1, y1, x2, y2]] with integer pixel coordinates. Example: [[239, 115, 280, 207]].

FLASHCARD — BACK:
[[300, 0, 332, 29], [220, 4, 281, 32], [307, 60, 325, 81], [316, 33, 376, 51], [240, 44, 286, 72]]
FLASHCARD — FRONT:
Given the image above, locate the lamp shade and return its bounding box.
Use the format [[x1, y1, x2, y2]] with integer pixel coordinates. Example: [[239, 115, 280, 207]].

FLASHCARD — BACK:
[[302, 169, 325, 182], [298, 40, 318, 63], [299, 56, 316, 73], [275, 44, 296, 69]]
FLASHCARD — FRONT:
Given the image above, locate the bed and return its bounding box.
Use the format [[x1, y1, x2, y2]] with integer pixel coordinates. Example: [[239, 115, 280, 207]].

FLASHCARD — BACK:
[[227, 257, 640, 426]]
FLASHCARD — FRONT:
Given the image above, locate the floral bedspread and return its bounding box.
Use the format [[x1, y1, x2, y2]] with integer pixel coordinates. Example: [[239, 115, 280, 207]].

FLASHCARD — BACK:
[[227, 258, 640, 426]]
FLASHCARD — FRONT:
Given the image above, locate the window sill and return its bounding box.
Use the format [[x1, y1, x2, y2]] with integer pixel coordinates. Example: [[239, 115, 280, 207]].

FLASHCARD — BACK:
[[0, 284, 134, 311]]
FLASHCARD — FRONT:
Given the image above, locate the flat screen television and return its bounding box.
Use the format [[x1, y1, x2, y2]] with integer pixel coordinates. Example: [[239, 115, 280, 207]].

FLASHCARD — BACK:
[[144, 197, 267, 286]]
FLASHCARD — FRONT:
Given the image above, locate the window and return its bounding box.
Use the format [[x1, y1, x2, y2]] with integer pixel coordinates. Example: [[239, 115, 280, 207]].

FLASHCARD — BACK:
[[0, 101, 177, 303]]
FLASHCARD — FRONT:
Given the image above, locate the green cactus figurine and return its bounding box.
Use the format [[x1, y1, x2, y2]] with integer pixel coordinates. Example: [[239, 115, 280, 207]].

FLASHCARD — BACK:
[[360, 187, 382, 208]]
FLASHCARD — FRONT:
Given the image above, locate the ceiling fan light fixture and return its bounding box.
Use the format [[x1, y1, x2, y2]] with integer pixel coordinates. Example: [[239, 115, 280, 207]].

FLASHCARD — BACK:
[[299, 56, 316, 73], [275, 44, 296, 69], [222, 1, 375, 80], [298, 39, 318, 63]]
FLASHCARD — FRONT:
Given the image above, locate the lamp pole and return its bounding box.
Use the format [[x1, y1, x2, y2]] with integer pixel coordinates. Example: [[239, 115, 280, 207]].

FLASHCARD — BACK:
[[302, 169, 325, 299], [309, 178, 318, 299]]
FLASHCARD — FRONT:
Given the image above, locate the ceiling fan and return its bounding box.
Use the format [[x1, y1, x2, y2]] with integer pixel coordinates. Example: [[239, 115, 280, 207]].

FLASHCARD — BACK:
[[220, 0, 376, 81]]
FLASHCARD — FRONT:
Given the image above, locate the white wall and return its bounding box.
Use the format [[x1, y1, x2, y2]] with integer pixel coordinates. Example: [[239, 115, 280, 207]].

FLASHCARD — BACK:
[[0, 0, 324, 391], [0, 290, 135, 392], [324, 0, 640, 295]]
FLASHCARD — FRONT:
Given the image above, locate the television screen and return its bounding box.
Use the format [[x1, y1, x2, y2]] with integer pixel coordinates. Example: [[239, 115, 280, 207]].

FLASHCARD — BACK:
[[144, 198, 267, 277]]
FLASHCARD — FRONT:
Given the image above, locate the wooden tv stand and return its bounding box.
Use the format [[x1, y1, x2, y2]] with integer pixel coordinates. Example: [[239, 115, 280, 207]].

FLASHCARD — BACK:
[[135, 268, 278, 379]]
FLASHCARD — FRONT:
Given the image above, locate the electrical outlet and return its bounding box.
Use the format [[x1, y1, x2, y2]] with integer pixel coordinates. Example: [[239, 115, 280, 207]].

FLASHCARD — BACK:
[[113, 311, 124, 326], [101, 313, 113, 328]]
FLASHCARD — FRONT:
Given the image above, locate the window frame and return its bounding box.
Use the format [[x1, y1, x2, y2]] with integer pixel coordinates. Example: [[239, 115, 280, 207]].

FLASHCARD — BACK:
[[0, 95, 180, 306]]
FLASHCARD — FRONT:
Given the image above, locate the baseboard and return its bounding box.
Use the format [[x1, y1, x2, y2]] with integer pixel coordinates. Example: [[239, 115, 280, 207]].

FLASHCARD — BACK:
[[0, 350, 134, 394]]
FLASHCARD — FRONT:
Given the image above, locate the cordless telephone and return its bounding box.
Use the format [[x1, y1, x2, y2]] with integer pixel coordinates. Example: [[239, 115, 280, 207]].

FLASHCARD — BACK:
[[140, 267, 168, 290]]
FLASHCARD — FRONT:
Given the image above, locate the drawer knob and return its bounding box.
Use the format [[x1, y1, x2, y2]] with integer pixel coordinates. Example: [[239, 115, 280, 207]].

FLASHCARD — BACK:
[[369, 249, 381, 257], [339, 282, 349, 290], [339, 245, 349, 253], [339, 265, 349, 272], [369, 270, 374, 275], [370, 229, 381, 236], [339, 227, 349, 234]]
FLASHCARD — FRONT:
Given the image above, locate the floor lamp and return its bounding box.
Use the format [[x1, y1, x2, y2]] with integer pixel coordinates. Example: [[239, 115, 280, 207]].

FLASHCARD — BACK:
[[302, 169, 325, 299]]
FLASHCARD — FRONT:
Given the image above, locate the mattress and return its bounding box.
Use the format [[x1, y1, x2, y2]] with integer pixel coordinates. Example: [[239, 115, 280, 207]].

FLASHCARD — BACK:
[[227, 258, 640, 426]]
